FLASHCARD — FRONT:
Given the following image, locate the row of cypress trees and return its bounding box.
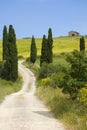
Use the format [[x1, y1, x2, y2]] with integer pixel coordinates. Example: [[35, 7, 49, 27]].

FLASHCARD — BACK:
[[30, 28, 53, 66], [2, 25, 18, 81], [40, 28, 53, 66], [30, 29, 85, 66]]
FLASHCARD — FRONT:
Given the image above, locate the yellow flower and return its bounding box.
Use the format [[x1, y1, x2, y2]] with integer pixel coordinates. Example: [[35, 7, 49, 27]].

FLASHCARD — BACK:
[[41, 77, 50, 86], [79, 88, 87, 105]]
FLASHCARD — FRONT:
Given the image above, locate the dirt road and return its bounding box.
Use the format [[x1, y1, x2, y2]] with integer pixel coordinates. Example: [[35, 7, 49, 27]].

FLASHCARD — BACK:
[[0, 61, 65, 130]]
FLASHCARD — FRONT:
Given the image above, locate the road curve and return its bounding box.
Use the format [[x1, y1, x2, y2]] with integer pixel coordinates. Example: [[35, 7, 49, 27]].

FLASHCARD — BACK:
[[0, 60, 65, 130]]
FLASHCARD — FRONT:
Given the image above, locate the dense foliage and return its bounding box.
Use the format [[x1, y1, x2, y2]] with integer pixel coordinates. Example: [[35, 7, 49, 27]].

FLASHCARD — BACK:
[[38, 50, 87, 100]]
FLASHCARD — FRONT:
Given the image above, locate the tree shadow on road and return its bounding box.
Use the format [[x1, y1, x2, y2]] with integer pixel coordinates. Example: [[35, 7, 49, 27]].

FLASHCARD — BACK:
[[33, 110, 55, 119]]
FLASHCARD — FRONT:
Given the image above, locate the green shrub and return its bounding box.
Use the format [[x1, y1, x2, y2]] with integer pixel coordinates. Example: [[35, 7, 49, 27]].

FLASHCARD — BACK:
[[38, 63, 58, 78], [50, 72, 65, 88], [38, 63, 65, 79]]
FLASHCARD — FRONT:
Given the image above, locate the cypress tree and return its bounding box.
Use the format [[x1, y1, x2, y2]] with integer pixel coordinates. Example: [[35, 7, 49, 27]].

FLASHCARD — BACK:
[[2, 25, 8, 61], [2, 26, 11, 80], [8, 25, 18, 81], [2, 25, 18, 81], [40, 34, 48, 66], [30, 36, 37, 64], [47, 28, 53, 63], [80, 37, 85, 52]]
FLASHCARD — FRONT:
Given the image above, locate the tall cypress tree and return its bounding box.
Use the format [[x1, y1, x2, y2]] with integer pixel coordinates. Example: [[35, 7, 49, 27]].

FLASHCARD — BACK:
[[2, 25, 18, 81], [8, 25, 18, 81], [47, 28, 53, 63], [80, 37, 85, 52], [2, 25, 8, 61], [40, 34, 48, 66], [30, 36, 37, 64], [1, 25, 11, 80]]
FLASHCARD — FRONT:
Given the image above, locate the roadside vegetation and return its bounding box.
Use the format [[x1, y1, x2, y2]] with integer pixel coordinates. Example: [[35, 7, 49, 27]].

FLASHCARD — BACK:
[[26, 54, 87, 130], [36, 84, 87, 130], [24, 35, 87, 130], [0, 77, 22, 103]]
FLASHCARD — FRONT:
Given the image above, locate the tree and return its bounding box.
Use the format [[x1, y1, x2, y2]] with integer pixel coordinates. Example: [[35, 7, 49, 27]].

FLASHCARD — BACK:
[[40, 34, 48, 66], [67, 50, 87, 81], [2, 25, 8, 61], [2, 25, 18, 81], [47, 28, 53, 63], [30, 36, 37, 64], [8, 25, 18, 81], [61, 50, 87, 100], [80, 37, 85, 52]]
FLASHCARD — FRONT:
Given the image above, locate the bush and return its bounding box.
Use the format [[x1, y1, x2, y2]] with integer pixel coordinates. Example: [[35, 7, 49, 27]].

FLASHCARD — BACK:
[[50, 72, 65, 88], [59, 74, 85, 100], [58, 50, 87, 100], [38, 63, 61, 79]]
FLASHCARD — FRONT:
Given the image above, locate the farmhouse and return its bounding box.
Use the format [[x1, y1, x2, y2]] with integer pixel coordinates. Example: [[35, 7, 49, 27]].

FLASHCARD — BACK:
[[68, 31, 80, 36]]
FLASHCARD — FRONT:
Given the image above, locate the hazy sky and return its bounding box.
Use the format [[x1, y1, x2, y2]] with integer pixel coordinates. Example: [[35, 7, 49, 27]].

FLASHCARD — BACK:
[[0, 0, 87, 38]]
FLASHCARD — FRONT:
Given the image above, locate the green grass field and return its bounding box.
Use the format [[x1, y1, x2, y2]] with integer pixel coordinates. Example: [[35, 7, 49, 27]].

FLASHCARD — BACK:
[[16, 38, 42, 58], [16, 36, 87, 58], [0, 36, 87, 60]]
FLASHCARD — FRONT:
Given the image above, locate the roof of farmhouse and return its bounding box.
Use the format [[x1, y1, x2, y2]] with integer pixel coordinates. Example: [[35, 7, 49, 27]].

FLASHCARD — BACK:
[[69, 31, 80, 34]]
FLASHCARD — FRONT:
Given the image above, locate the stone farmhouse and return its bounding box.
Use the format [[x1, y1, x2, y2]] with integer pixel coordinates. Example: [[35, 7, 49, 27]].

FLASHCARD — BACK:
[[68, 31, 80, 36]]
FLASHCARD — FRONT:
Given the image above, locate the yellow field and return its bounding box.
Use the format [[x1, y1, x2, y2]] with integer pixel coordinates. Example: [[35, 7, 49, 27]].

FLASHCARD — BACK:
[[0, 36, 87, 60], [16, 38, 42, 58], [17, 36, 87, 58]]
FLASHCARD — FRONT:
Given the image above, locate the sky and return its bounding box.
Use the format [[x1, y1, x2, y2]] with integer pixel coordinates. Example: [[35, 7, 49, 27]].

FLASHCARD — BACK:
[[0, 0, 87, 39]]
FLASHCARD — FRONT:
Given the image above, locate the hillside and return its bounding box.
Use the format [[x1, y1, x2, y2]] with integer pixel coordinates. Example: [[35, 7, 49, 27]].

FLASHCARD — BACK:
[[0, 36, 87, 60], [16, 36, 87, 58]]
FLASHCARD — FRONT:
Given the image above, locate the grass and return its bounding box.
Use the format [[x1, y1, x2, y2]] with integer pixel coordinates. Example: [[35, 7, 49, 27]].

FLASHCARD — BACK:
[[16, 36, 87, 59], [0, 36, 87, 60], [16, 36, 80, 58], [0, 76, 22, 103], [36, 85, 87, 130], [16, 38, 42, 58]]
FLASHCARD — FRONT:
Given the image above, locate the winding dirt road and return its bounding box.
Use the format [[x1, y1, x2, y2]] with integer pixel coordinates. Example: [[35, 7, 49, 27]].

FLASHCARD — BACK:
[[0, 61, 65, 130]]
